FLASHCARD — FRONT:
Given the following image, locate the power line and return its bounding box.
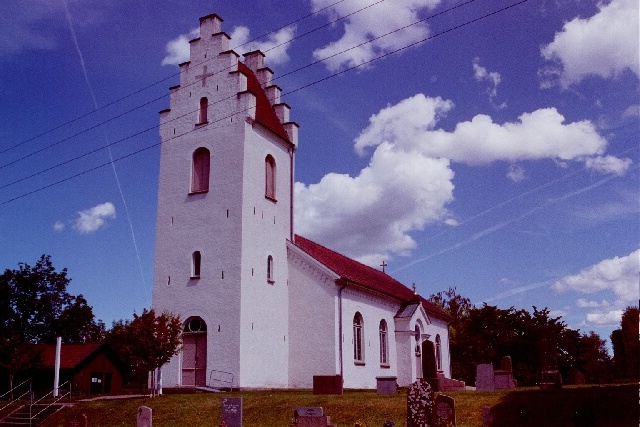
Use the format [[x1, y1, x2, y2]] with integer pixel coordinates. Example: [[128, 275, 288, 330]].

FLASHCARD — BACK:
[[0, 0, 356, 157], [1, 0, 529, 205], [0, 0, 472, 175]]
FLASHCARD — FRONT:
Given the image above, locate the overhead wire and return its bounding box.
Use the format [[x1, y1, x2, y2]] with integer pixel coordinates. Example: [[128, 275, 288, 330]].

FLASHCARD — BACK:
[[1, 0, 530, 205], [0, 0, 476, 183], [0, 0, 351, 156]]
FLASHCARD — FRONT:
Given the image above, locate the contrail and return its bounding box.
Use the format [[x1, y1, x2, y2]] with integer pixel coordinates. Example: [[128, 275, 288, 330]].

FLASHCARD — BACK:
[[392, 166, 637, 274], [63, 1, 146, 289]]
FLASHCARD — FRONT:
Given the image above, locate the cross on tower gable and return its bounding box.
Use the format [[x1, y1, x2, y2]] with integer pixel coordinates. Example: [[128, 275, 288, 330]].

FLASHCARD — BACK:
[[196, 65, 215, 87]]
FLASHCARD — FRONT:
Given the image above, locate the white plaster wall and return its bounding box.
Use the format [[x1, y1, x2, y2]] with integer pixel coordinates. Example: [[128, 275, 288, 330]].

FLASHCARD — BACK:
[[340, 288, 400, 389], [153, 16, 248, 388], [237, 120, 293, 388], [286, 246, 339, 388]]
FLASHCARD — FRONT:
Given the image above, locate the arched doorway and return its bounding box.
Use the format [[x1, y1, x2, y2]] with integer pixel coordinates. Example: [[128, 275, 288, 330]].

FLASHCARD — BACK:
[[182, 317, 207, 386]]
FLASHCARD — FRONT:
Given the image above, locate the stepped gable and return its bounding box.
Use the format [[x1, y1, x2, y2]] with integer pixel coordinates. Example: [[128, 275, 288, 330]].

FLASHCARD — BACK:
[[294, 235, 451, 321], [238, 61, 292, 144]]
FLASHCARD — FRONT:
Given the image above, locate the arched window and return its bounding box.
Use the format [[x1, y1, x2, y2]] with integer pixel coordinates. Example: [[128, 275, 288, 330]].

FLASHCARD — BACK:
[[265, 155, 276, 201], [191, 147, 210, 193], [267, 255, 274, 283], [198, 97, 208, 124], [435, 334, 442, 371], [353, 312, 364, 363], [379, 320, 389, 365], [191, 251, 201, 278]]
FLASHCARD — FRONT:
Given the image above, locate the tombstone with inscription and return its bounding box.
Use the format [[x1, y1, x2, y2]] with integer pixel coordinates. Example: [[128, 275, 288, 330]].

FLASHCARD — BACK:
[[65, 413, 87, 427], [137, 406, 152, 427], [434, 395, 456, 426], [221, 397, 243, 427], [538, 331, 562, 390], [406, 380, 434, 427], [475, 364, 495, 391], [290, 407, 336, 427]]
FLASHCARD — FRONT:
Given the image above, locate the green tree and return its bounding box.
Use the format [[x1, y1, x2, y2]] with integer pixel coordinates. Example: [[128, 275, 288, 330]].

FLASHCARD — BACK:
[[612, 305, 639, 380], [107, 309, 182, 395], [0, 255, 105, 391]]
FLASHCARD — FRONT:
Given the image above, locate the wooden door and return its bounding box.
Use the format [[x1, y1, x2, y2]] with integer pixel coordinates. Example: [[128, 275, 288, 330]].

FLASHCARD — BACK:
[[182, 333, 207, 386]]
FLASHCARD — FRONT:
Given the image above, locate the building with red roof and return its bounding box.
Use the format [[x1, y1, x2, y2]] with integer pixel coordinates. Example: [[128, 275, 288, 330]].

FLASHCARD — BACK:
[[31, 343, 124, 396], [152, 14, 456, 391]]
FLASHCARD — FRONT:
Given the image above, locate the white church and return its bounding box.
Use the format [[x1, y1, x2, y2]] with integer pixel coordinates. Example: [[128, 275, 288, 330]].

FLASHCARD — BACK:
[[152, 14, 455, 390]]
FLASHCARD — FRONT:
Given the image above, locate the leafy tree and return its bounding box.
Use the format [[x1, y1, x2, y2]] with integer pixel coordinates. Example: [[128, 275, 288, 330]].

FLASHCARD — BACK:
[[107, 309, 182, 395], [0, 255, 105, 391], [611, 305, 639, 380]]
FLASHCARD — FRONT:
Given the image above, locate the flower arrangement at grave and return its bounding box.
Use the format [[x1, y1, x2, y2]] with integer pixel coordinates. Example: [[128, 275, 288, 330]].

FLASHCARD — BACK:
[[383, 420, 396, 427], [407, 380, 435, 427], [354, 419, 368, 427]]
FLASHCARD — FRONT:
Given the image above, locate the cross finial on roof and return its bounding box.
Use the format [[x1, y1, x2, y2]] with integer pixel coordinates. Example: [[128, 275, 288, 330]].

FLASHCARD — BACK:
[[412, 283, 417, 295], [380, 260, 387, 273]]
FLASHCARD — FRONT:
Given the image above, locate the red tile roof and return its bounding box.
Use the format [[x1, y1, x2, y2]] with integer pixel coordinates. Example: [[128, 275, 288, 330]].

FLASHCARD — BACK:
[[237, 62, 291, 144], [35, 343, 102, 369], [293, 235, 451, 321]]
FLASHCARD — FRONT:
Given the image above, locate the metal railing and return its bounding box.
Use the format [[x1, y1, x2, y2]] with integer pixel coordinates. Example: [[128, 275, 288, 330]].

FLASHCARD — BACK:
[[29, 381, 71, 425], [208, 369, 235, 391], [0, 380, 31, 412]]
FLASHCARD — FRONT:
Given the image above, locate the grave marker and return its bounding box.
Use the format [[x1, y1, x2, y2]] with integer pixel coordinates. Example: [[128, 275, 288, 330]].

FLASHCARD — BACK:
[[221, 397, 243, 427], [137, 406, 152, 427], [406, 380, 434, 427], [435, 394, 456, 426], [65, 413, 87, 427]]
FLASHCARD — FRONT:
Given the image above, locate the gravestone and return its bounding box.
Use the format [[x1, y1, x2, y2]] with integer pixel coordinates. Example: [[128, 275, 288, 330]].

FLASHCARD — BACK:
[[435, 394, 456, 426], [137, 406, 152, 427], [494, 356, 516, 390], [406, 380, 434, 427], [312, 375, 343, 395], [538, 331, 562, 389], [475, 364, 495, 391], [290, 407, 336, 427], [482, 406, 493, 427], [65, 413, 87, 427], [221, 397, 242, 427]]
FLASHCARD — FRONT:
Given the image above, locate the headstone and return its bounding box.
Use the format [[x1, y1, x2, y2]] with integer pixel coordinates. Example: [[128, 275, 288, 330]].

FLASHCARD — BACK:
[[406, 380, 434, 427], [137, 406, 152, 427], [538, 331, 562, 389], [65, 413, 87, 427], [434, 394, 456, 426], [500, 356, 512, 373], [482, 406, 493, 427], [221, 397, 242, 427], [290, 407, 336, 427], [376, 376, 397, 395], [476, 364, 495, 391]]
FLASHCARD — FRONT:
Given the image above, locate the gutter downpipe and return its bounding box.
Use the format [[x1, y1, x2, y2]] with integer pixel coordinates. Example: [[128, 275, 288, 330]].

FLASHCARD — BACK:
[[338, 281, 347, 382], [289, 147, 295, 241]]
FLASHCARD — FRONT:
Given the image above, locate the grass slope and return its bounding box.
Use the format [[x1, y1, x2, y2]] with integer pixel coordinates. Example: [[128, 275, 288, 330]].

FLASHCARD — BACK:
[[41, 385, 638, 427]]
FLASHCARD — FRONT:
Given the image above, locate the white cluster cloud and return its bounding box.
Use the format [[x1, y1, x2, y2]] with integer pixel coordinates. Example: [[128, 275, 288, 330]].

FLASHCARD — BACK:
[[161, 28, 199, 66], [473, 58, 506, 109], [310, 0, 441, 71], [230, 26, 296, 66], [73, 202, 116, 234], [161, 26, 295, 66], [540, 0, 640, 88], [554, 249, 639, 303], [296, 94, 629, 262]]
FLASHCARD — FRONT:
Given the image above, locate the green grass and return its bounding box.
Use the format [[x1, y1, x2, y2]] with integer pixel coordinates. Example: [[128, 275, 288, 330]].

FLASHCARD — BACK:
[[40, 385, 638, 427]]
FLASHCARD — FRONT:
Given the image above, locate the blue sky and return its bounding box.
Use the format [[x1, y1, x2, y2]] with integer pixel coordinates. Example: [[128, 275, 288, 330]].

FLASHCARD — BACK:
[[0, 0, 637, 350]]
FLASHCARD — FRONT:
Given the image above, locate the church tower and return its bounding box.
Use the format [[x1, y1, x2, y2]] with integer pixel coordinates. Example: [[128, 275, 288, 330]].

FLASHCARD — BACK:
[[152, 14, 298, 389]]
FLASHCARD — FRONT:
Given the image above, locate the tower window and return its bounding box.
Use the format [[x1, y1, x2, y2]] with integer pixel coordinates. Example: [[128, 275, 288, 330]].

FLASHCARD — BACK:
[[265, 155, 276, 201], [267, 255, 274, 284], [198, 97, 208, 124], [191, 147, 210, 193], [191, 251, 201, 278]]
